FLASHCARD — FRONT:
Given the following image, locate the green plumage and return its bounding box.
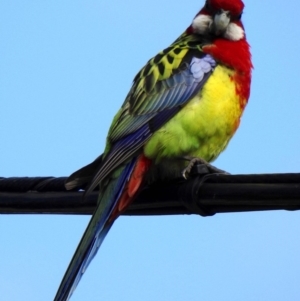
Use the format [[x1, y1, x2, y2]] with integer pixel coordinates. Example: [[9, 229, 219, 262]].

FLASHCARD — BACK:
[[105, 33, 210, 155]]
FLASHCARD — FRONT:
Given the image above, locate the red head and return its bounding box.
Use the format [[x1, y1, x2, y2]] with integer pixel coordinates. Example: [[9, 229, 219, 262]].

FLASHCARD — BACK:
[[189, 0, 246, 41], [204, 0, 244, 17]]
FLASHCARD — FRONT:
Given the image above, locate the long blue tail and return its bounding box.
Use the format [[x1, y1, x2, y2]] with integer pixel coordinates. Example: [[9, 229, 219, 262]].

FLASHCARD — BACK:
[[54, 158, 136, 301]]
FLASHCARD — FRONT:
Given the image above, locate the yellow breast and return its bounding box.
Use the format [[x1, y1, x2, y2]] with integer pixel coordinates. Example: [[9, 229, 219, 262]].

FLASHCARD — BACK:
[[144, 65, 245, 163]]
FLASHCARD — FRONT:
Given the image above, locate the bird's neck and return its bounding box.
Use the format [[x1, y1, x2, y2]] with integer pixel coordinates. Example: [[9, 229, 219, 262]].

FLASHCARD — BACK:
[[203, 38, 252, 108]]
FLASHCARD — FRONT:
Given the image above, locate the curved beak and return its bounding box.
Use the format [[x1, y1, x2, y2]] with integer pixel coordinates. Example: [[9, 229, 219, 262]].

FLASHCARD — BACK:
[[210, 10, 230, 35]]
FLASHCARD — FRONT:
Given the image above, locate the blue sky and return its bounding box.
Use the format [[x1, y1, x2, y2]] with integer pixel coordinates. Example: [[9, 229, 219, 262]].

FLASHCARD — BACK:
[[1, 1, 300, 300]]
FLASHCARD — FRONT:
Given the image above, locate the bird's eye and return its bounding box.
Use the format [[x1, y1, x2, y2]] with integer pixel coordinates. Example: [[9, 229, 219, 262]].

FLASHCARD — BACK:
[[204, 1, 212, 12], [236, 12, 243, 20]]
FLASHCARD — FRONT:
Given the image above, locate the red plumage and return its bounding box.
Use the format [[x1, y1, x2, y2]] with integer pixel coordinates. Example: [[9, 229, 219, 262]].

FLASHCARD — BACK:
[[203, 38, 252, 108], [209, 0, 244, 16], [110, 154, 152, 221]]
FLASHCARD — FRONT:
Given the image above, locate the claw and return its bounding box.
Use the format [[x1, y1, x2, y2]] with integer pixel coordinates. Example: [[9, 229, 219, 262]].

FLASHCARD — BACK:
[[182, 170, 188, 180], [181, 157, 229, 179]]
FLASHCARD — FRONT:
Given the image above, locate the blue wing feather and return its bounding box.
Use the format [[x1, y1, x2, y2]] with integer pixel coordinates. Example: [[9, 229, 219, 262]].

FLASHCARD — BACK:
[[109, 54, 216, 142]]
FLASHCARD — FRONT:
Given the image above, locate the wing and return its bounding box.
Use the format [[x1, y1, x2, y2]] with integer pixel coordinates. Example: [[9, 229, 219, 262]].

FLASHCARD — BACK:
[[84, 40, 216, 195]]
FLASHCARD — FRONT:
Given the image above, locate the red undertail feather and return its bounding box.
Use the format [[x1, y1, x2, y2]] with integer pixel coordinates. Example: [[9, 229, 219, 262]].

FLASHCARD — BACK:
[[109, 154, 151, 221]]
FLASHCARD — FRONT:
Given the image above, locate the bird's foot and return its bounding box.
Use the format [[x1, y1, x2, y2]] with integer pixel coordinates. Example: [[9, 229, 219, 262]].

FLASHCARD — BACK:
[[181, 157, 229, 179]]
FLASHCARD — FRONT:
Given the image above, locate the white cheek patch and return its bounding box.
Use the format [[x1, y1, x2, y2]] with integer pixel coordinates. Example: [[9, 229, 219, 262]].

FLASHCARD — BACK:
[[224, 23, 244, 41], [192, 14, 212, 34]]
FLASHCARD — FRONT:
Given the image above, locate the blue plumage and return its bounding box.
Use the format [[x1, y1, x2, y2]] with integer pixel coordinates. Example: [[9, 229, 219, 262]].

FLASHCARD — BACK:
[[55, 158, 137, 301]]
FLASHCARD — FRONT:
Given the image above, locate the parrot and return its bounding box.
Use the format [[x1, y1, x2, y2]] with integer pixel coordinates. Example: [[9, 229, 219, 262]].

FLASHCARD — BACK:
[[54, 0, 252, 300]]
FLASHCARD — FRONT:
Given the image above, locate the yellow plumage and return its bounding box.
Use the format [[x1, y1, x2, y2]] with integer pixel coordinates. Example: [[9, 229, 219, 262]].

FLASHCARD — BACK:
[[144, 65, 244, 163]]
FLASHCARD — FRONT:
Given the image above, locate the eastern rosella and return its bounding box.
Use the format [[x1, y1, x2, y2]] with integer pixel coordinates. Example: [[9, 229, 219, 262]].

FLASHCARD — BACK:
[[54, 0, 252, 300]]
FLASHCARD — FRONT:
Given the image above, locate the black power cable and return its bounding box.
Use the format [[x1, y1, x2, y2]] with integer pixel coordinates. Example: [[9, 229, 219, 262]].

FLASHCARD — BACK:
[[1, 170, 300, 216]]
